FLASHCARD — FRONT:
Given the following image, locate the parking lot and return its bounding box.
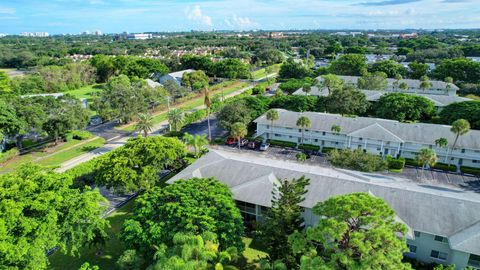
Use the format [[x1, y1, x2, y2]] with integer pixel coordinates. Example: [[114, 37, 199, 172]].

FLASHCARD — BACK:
[[216, 144, 480, 191]]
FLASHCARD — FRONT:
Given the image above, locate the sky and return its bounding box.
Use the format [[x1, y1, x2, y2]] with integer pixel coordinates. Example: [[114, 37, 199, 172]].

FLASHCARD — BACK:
[[0, 0, 479, 34]]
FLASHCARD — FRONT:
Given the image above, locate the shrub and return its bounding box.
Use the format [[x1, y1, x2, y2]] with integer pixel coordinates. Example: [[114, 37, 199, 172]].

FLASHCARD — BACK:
[[432, 163, 457, 172], [299, 144, 320, 151], [327, 149, 388, 172], [70, 130, 94, 140], [184, 109, 207, 125], [460, 166, 480, 176], [405, 158, 421, 167], [0, 148, 19, 163], [267, 139, 297, 148], [163, 131, 184, 138], [212, 138, 225, 145], [386, 156, 405, 170], [63, 158, 98, 187], [321, 147, 336, 154], [252, 86, 266, 95]]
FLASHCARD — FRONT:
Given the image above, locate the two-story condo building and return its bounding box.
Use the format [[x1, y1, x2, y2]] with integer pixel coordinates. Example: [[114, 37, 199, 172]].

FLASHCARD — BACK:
[[254, 109, 480, 169], [169, 149, 480, 269]]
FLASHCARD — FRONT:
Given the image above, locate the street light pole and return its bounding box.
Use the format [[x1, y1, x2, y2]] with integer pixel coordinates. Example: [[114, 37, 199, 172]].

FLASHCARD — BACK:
[[167, 96, 172, 132]]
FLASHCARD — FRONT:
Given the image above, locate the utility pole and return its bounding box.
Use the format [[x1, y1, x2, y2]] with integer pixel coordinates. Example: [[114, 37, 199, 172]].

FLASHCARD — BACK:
[[167, 96, 172, 132]]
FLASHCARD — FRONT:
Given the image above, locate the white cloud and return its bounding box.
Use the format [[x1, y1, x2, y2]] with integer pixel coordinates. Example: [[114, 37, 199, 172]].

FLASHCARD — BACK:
[[89, 0, 104, 4], [224, 14, 258, 29], [0, 7, 15, 14], [185, 5, 213, 27]]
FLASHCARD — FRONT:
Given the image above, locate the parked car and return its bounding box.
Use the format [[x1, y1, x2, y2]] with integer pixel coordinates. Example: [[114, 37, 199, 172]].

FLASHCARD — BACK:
[[259, 143, 270, 151], [247, 141, 258, 149], [89, 116, 102, 126], [226, 138, 236, 145], [240, 139, 248, 147]]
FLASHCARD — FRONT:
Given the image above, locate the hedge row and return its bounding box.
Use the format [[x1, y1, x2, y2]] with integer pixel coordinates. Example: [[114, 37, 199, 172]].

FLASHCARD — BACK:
[[461, 166, 480, 176], [386, 156, 405, 170], [267, 139, 297, 148], [432, 163, 457, 172], [321, 147, 336, 154], [298, 144, 320, 151], [0, 148, 19, 164]]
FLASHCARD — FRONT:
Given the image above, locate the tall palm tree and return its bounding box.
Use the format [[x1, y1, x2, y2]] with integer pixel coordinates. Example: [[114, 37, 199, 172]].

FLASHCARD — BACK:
[[183, 132, 209, 157], [393, 74, 403, 91], [135, 113, 154, 137], [303, 84, 312, 95], [230, 122, 247, 149], [435, 137, 448, 162], [331, 125, 342, 134], [204, 87, 212, 141], [416, 148, 437, 179], [266, 109, 279, 140], [167, 108, 184, 132], [447, 119, 471, 166], [296, 115, 311, 146]]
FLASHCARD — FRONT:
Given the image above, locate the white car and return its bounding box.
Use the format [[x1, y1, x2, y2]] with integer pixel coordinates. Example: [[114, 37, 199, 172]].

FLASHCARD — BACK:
[[259, 143, 270, 151]]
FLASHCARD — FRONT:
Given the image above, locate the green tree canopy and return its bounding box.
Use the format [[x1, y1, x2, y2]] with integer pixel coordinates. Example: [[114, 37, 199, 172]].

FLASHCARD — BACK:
[[329, 54, 367, 76], [357, 71, 388, 90], [278, 60, 313, 79], [325, 84, 368, 115], [95, 136, 186, 192], [408, 61, 429, 79], [217, 100, 252, 132], [121, 178, 245, 256], [182, 70, 209, 91], [259, 177, 310, 268], [289, 193, 411, 270], [433, 58, 480, 83], [0, 165, 109, 270], [0, 70, 11, 93], [374, 93, 436, 122], [439, 101, 480, 129], [370, 60, 406, 78]]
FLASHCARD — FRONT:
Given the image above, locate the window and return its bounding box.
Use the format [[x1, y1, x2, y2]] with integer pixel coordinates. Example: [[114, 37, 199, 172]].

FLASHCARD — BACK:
[[377, 148, 381, 151], [434, 235, 448, 243], [414, 231, 421, 238], [359, 137, 363, 141], [236, 200, 256, 215], [298, 129, 302, 133], [430, 250, 448, 261], [267, 125, 270, 129], [407, 244, 417, 254], [474, 160, 479, 164], [468, 254, 480, 268], [314, 139, 318, 143], [322, 132, 326, 136], [274, 134, 281, 137]]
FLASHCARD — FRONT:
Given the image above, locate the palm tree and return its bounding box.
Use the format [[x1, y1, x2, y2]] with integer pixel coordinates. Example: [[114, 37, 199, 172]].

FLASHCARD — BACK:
[[447, 119, 471, 166], [135, 113, 154, 137], [445, 76, 453, 90], [416, 148, 438, 179], [167, 108, 184, 132], [331, 124, 341, 134], [204, 87, 212, 141], [303, 84, 312, 95], [296, 152, 307, 163], [393, 74, 403, 91], [420, 75, 432, 91], [435, 137, 448, 162], [230, 122, 247, 149], [266, 109, 279, 140], [296, 115, 311, 146], [183, 132, 209, 157]]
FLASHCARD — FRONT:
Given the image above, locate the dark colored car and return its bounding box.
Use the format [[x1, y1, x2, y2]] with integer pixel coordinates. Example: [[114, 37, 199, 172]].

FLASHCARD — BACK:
[[247, 141, 258, 149], [239, 139, 248, 147]]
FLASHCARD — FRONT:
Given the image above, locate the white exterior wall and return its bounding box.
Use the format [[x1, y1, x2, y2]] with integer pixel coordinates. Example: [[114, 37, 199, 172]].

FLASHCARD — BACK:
[[258, 124, 480, 169], [239, 199, 480, 269], [406, 231, 479, 270]]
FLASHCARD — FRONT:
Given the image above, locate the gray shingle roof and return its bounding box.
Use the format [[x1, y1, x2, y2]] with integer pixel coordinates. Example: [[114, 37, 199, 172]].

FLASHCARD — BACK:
[[292, 87, 470, 107], [254, 109, 480, 150], [169, 149, 480, 254], [323, 75, 459, 91]]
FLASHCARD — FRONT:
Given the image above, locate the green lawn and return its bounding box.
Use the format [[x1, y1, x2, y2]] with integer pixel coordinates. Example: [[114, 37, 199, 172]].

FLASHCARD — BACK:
[[38, 137, 105, 167], [251, 64, 281, 80], [0, 137, 105, 173], [65, 84, 103, 102], [48, 199, 135, 270], [118, 80, 249, 132]]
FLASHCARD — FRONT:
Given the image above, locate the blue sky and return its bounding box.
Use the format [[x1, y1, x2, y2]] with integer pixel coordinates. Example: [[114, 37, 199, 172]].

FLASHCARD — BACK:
[[0, 0, 479, 34]]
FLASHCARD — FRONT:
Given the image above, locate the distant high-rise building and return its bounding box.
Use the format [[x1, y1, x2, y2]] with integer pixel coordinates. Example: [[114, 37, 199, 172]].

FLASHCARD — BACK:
[[93, 30, 102, 36], [127, 33, 153, 40], [20, 32, 49, 37]]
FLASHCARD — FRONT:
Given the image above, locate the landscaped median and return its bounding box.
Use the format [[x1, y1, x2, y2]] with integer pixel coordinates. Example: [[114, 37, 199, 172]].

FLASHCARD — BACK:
[[116, 80, 250, 132], [0, 136, 105, 173]]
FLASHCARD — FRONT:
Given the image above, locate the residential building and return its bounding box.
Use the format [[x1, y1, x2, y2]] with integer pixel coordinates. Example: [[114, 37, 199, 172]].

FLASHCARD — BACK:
[[254, 109, 480, 168], [293, 87, 471, 110], [323, 75, 458, 96], [157, 69, 195, 86], [20, 32, 49, 37], [169, 149, 480, 270]]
